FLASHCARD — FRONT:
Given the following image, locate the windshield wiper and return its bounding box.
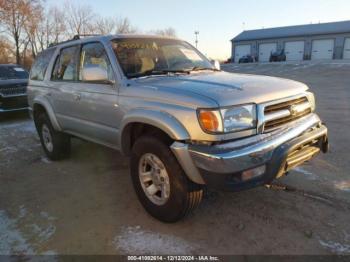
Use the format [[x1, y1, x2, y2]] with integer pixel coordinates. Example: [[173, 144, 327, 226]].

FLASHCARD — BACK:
[[128, 69, 190, 79], [190, 66, 220, 72], [127, 70, 167, 78]]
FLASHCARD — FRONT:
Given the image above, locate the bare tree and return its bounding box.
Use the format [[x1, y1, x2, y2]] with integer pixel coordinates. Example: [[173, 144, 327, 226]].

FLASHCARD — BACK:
[[64, 1, 95, 37], [150, 27, 177, 37], [24, 1, 43, 58], [30, 5, 67, 52], [94, 16, 116, 35], [115, 17, 137, 34], [0, 36, 15, 63], [0, 0, 37, 64], [91, 16, 137, 35], [46, 6, 67, 45]]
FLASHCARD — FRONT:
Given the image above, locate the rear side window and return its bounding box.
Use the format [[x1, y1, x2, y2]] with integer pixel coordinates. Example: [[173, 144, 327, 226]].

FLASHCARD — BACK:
[[51, 45, 80, 81], [30, 48, 55, 81]]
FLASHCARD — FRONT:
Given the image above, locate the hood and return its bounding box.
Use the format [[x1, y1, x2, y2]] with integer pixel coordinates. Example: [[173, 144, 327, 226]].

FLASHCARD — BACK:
[[0, 79, 28, 87], [134, 71, 308, 107]]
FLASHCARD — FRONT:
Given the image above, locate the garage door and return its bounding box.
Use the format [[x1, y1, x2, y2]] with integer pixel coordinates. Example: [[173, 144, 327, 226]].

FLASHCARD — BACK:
[[343, 38, 350, 59], [259, 43, 277, 62], [285, 41, 305, 61], [311, 39, 334, 60], [234, 45, 251, 63]]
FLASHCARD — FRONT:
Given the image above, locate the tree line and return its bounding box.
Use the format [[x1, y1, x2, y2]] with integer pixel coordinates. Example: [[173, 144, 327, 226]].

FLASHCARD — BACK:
[[0, 0, 177, 67]]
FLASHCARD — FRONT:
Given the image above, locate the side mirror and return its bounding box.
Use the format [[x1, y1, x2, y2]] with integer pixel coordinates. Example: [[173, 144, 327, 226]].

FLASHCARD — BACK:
[[211, 60, 221, 71], [81, 65, 110, 83]]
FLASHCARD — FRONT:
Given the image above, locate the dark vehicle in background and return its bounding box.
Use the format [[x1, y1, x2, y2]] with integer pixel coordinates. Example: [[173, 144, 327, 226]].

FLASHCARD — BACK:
[[270, 49, 286, 62], [0, 64, 29, 113], [223, 58, 232, 64], [239, 55, 255, 63]]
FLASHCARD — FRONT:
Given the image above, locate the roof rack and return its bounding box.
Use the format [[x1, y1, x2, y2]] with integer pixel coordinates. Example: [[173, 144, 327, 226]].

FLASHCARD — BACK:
[[48, 34, 102, 48], [73, 34, 101, 40]]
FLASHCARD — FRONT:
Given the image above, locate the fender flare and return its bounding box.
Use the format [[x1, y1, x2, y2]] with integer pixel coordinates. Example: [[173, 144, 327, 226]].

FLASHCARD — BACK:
[[119, 108, 190, 155], [119, 109, 206, 184], [32, 96, 62, 131]]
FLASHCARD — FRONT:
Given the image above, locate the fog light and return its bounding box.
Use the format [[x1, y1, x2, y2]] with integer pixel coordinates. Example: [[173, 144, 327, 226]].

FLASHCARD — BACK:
[[242, 165, 266, 181]]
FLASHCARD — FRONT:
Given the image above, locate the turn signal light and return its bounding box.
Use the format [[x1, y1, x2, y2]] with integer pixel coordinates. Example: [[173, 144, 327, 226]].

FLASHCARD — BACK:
[[198, 110, 220, 132]]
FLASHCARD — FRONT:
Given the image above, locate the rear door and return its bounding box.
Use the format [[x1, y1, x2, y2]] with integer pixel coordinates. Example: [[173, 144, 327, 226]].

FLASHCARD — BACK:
[[50, 45, 82, 131]]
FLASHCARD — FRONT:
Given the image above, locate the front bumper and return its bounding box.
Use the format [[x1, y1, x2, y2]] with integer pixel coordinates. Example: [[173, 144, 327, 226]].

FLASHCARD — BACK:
[[0, 95, 28, 113], [171, 113, 328, 191]]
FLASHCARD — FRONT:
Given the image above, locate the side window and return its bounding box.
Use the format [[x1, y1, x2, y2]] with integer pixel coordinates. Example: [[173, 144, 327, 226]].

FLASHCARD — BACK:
[[51, 45, 79, 81], [30, 48, 55, 81], [79, 42, 114, 83]]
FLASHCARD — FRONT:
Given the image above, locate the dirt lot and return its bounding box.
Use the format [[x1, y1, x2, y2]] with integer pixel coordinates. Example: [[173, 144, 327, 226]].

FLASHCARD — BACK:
[[1, 61, 350, 255]]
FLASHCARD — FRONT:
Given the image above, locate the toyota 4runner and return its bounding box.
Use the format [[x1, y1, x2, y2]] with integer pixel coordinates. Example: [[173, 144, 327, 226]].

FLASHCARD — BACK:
[[28, 35, 328, 222]]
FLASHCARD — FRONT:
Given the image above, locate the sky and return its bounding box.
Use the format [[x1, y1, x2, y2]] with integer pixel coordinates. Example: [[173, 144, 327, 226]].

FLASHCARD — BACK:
[[47, 0, 350, 60]]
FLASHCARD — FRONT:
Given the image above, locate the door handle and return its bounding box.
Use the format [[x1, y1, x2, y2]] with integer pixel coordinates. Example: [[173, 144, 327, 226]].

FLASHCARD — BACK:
[[74, 93, 81, 101]]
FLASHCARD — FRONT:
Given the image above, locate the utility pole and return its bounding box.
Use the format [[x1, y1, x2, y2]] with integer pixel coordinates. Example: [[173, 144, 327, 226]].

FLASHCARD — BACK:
[[194, 31, 199, 48]]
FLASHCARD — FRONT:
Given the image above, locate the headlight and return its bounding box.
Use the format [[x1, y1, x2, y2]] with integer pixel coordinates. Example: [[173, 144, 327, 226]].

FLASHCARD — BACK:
[[305, 91, 316, 111], [198, 104, 256, 133], [221, 104, 256, 132]]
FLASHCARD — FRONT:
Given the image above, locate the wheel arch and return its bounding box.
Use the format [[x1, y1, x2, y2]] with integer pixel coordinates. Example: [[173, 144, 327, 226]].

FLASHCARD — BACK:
[[32, 97, 62, 131], [119, 109, 190, 156]]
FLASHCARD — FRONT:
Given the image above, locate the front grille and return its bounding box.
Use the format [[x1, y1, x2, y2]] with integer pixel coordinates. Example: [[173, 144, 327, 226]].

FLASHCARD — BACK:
[[0, 85, 27, 97], [0, 96, 28, 109], [263, 96, 311, 132]]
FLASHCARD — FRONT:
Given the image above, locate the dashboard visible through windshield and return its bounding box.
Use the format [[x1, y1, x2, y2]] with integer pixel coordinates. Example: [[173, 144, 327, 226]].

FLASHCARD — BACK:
[[111, 38, 215, 78]]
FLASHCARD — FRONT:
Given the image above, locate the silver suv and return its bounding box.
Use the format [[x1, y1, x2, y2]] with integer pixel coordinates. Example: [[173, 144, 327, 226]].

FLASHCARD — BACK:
[[28, 35, 328, 222]]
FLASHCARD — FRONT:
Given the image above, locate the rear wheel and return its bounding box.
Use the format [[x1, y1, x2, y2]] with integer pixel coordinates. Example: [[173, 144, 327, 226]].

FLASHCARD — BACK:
[[36, 113, 71, 160], [130, 135, 203, 223]]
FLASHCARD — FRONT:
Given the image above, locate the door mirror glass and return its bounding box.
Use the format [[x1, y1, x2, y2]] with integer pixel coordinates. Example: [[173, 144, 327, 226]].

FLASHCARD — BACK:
[[81, 65, 110, 83]]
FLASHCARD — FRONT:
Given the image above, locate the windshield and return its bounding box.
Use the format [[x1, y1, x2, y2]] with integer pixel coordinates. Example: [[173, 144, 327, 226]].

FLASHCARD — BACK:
[[0, 66, 28, 80], [111, 38, 215, 78]]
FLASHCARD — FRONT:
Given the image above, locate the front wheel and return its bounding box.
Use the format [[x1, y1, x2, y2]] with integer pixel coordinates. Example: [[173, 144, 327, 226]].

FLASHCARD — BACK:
[[130, 135, 203, 223]]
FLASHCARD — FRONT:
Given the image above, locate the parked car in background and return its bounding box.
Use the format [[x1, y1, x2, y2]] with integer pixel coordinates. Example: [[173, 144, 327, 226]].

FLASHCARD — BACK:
[[270, 49, 286, 62], [223, 58, 232, 64], [28, 35, 328, 222], [239, 55, 255, 63], [0, 64, 29, 113]]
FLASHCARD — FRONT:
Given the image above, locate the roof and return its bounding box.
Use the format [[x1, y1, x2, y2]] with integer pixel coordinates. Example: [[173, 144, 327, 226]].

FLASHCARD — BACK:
[[232, 20, 350, 42], [110, 34, 180, 40]]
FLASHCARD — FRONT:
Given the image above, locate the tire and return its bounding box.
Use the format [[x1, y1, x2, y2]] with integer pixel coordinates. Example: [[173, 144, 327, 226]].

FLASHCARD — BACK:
[[36, 113, 71, 160], [130, 135, 203, 223]]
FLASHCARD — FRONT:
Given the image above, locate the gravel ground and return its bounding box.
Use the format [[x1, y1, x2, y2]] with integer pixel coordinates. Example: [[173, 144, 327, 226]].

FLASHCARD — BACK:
[[1, 61, 350, 255]]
